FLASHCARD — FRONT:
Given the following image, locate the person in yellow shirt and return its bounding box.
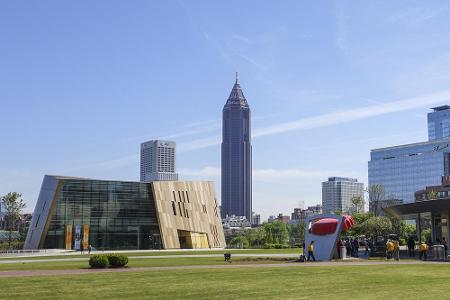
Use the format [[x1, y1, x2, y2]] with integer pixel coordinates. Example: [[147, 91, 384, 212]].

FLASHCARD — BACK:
[[393, 239, 400, 261], [307, 241, 316, 262], [419, 241, 428, 261], [386, 240, 394, 259]]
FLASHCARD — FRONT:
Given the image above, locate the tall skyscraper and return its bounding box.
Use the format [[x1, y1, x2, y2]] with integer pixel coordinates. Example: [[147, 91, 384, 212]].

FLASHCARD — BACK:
[[322, 177, 364, 214], [140, 140, 178, 182], [428, 105, 450, 141], [221, 74, 252, 220]]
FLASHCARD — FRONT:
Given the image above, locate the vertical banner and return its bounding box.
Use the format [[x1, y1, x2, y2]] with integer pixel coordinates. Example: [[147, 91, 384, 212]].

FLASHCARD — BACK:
[[74, 225, 81, 250], [83, 224, 89, 250], [65, 225, 73, 250]]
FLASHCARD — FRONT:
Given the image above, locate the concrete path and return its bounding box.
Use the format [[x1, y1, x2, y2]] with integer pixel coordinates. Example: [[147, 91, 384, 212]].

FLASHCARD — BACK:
[[0, 260, 446, 278], [0, 253, 298, 264]]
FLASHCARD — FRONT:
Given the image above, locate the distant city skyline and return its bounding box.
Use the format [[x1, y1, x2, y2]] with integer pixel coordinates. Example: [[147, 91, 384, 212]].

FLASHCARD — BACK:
[[3, 2, 450, 220]]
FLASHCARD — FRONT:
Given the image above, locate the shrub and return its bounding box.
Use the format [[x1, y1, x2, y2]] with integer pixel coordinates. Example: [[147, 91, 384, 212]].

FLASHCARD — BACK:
[[89, 254, 109, 268], [264, 243, 275, 249], [107, 254, 129, 268]]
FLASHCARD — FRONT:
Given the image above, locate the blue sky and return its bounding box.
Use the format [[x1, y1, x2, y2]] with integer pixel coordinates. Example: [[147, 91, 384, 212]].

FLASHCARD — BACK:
[[2, 1, 450, 219]]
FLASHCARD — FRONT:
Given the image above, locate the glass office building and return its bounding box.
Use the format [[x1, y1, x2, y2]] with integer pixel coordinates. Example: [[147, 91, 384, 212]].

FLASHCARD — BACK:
[[368, 137, 450, 204]]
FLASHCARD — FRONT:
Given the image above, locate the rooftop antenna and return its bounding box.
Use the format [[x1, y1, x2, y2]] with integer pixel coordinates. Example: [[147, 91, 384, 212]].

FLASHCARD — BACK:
[[235, 72, 238, 83]]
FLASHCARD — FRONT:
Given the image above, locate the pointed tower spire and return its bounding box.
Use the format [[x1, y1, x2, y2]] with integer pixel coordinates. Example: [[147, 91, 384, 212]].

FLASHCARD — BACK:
[[225, 73, 248, 107]]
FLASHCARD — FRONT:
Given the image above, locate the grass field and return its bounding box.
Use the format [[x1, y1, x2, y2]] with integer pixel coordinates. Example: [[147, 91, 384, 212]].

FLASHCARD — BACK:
[[1, 264, 449, 299], [0, 248, 302, 260], [0, 256, 297, 271]]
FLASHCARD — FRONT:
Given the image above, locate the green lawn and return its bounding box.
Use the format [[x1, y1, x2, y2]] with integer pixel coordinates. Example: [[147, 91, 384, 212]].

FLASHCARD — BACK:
[[0, 248, 302, 260], [0, 256, 296, 271], [1, 264, 449, 299]]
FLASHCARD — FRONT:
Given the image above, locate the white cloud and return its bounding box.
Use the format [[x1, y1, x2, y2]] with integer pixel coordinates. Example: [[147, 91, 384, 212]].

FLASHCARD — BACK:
[[231, 34, 251, 44], [179, 166, 332, 181], [54, 89, 450, 173], [335, 3, 349, 55], [253, 89, 450, 138], [179, 166, 221, 177], [55, 154, 139, 174], [388, 6, 448, 25]]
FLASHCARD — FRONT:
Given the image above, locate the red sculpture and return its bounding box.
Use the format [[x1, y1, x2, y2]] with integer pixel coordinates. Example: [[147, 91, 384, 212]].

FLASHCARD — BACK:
[[342, 215, 355, 232], [311, 215, 355, 235]]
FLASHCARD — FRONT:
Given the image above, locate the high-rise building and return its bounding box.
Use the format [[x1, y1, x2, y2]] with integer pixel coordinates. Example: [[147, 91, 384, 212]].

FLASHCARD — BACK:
[[322, 177, 364, 214], [140, 140, 178, 182], [428, 106, 450, 141], [251, 212, 261, 227], [368, 137, 450, 204], [221, 74, 252, 220]]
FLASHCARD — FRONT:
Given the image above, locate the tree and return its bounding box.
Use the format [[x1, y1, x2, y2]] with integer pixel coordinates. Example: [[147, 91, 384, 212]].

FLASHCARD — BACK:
[[426, 190, 438, 200], [262, 221, 289, 246], [399, 222, 416, 241], [351, 196, 365, 214], [361, 216, 392, 237], [243, 227, 266, 248], [1, 192, 26, 249], [366, 184, 386, 216], [229, 236, 249, 249], [421, 228, 432, 242], [344, 212, 373, 237], [287, 222, 305, 245]]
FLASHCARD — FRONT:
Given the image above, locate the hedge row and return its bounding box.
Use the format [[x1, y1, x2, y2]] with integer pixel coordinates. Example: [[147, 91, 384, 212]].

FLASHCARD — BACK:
[[89, 254, 129, 268]]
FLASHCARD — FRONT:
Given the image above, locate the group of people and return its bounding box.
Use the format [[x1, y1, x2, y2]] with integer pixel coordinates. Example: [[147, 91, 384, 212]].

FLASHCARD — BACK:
[[305, 235, 449, 262], [385, 239, 400, 260], [416, 237, 448, 261], [336, 238, 367, 258]]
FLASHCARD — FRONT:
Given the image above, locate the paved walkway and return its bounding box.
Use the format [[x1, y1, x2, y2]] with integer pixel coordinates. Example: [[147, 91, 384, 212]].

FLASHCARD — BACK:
[[0, 260, 446, 278], [0, 253, 297, 264]]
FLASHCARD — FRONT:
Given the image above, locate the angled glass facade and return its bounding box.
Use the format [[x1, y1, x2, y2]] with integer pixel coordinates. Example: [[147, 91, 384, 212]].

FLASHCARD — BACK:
[[43, 179, 162, 250], [368, 138, 450, 204]]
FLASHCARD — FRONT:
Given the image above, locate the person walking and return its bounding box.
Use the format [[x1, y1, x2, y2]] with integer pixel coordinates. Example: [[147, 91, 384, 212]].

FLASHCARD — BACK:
[[337, 239, 343, 259], [352, 238, 359, 258], [419, 241, 428, 261], [393, 239, 400, 261], [407, 236, 415, 257], [364, 238, 369, 256], [307, 241, 316, 262], [88, 244, 92, 255], [386, 239, 394, 259], [345, 239, 351, 257], [443, 237, 448, 259]]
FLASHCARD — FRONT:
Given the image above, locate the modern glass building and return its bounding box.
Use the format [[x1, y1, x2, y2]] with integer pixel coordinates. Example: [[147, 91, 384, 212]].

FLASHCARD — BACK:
[[321, 177, 364, 214], [24, 176, 225, 250], [428, 106, 450, 141], [368, 137, 450, 204]]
